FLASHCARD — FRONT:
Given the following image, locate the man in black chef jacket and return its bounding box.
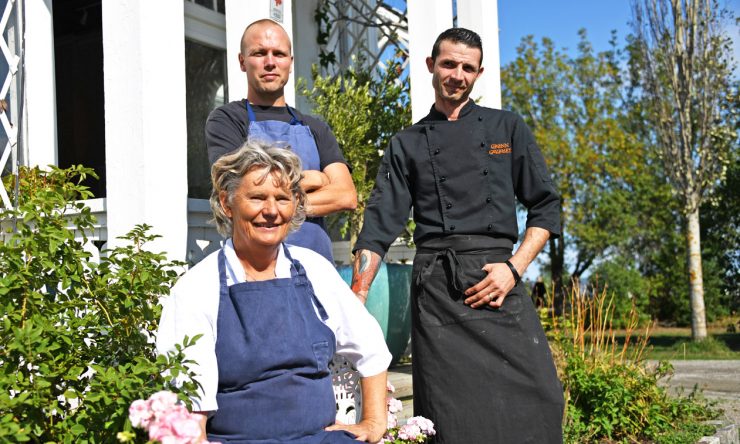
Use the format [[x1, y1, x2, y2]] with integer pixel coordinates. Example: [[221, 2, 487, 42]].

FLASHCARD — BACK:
[[351, 28, 564, 443]]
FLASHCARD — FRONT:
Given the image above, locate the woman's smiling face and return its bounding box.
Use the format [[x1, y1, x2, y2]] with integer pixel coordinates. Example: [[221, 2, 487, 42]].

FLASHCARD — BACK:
[[221, 167, 296, 251]]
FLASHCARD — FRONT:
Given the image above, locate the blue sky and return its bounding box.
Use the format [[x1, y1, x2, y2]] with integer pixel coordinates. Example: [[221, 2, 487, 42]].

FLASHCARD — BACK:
[[496, 0, 739, 69], [497, 0, 633, 66]]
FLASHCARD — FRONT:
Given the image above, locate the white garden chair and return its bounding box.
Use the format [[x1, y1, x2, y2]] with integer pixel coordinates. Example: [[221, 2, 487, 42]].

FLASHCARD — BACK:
[[330, 355, 362, 424]]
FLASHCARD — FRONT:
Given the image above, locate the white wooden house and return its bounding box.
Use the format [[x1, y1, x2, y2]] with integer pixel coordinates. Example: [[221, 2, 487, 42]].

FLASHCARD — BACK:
[[2, 0, 500, 264]]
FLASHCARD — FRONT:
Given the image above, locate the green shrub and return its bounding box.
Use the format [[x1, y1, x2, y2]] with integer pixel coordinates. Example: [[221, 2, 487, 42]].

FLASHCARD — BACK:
[[0, 166, 199, 442], [543, 285, 720, 443], [299, 57, 412, 251], [589, 259, 652, 328]]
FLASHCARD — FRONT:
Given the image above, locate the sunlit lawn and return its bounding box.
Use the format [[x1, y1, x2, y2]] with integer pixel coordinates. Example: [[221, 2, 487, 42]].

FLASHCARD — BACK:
[[615, 326, 740, 360]]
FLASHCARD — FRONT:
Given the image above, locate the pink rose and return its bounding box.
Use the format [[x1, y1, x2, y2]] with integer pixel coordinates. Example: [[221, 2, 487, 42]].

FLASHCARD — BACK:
[[129, 399, 153, 429], [387, 410, 398, 429], [128, 391, 209, 443], [171, 415, 202, 441], [149, 390, 179, 415], [148, 419, 174, 442]]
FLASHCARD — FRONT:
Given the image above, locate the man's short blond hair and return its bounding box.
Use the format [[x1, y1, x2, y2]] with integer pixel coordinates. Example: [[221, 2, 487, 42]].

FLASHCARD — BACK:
[[240, 19, 292, 55]]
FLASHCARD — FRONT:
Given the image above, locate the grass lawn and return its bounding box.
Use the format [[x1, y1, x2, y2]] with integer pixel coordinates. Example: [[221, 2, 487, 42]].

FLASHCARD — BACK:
[[616, 326, 740, 360]]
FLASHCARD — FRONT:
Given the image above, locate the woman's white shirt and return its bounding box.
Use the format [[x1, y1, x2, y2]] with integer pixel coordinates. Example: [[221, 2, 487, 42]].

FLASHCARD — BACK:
[[156, 239, 391, 412]]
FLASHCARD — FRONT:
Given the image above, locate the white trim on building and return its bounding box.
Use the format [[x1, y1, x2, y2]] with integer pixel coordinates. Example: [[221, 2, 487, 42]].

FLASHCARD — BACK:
[[101, 0, 189, 259], [24, 0, 57, 167], [13, 0, 500, 263]]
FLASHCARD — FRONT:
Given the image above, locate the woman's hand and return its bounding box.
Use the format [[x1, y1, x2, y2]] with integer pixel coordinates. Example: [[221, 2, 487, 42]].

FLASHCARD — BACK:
[[326, 371, 388, 442], [326, 417, 386, 443]]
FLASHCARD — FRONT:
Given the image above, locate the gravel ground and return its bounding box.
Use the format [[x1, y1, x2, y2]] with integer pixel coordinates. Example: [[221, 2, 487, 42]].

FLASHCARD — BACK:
[[390, 360, 740, 427], [657, 360, 740, 426]]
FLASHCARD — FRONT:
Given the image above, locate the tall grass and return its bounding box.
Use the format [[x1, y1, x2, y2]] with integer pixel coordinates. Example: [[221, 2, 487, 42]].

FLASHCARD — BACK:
[[542, 282, 719, 443]]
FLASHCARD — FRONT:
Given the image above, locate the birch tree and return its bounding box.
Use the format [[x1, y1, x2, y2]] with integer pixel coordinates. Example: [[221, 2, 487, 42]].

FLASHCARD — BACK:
[[631, 0, 736, 339]]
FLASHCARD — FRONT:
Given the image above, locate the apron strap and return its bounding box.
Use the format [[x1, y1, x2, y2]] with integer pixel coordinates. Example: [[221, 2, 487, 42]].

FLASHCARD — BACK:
[[217, 248, 229, 300], [416, 247, 466, 293], [245, 100, 257, 123], [246, 100, 302, 126], [285, 105, 303, 125]]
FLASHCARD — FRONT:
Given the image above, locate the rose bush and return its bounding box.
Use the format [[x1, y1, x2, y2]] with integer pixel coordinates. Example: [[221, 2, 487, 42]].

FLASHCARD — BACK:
[[0, 166, 200, 442]]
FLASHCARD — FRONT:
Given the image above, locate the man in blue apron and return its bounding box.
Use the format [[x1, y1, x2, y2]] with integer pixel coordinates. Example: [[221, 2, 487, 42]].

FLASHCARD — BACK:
[[206, 19, 356, 262]]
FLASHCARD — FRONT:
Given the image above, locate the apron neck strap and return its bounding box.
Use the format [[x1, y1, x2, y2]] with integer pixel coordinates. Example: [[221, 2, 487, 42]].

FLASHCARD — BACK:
[[218, 243, 329, 321], [245, 100, 302, 125], [217, 248, 229, 299], [282, 243, 304, 279]]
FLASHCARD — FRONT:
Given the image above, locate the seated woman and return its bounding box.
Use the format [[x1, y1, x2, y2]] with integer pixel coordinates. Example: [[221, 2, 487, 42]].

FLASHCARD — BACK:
[[156, 141, 391, 443]]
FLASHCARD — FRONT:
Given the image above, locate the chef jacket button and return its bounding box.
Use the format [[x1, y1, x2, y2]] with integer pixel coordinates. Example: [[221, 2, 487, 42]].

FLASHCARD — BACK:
[[446, 202, 452, 209], [483, 169, 489, 175], [450, 225, 456, 231], [487, 224, 492, 230], [430, 124, 435, 130], [486, 197, 492, 203], [478, 116, 483, 121], [440, 176, 446, 182], [480, 142, 485, 147]]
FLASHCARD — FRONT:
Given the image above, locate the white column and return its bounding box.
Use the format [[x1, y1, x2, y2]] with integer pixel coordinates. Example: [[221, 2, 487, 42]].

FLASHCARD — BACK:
[[457, 0, 501, 109], [292, 0, 320, 113], [101, 0, 188, 261], [224, 0, 295, 105], [407, 0, 453, 122], [24, 0, 57, 167]]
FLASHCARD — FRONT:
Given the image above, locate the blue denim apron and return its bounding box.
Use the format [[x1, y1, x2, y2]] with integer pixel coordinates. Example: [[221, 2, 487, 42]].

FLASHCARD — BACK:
[[206, 244, 357, 443], [246, 101, 334, 262]]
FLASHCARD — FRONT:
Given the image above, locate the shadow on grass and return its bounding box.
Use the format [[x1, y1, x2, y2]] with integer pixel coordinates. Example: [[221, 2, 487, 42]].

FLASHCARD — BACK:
[[647, 333, 740, 351], [612, 330, 740, 359]]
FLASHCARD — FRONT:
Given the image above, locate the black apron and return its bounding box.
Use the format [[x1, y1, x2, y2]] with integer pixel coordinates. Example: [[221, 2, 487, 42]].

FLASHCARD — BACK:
[[411, 235, 564, 444]]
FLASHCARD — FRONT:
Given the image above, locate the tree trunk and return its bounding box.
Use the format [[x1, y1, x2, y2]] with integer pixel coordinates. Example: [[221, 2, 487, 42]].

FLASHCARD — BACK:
[[686, 206, 708, 340], [548, 236, 565, 311]]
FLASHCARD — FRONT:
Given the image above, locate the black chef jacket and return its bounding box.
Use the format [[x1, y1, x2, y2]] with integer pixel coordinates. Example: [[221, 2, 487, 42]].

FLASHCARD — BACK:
[[354, 101, 561, 257]]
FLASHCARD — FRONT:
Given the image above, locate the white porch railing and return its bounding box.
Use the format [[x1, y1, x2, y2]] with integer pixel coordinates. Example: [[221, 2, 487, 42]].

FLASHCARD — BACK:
[[186, 198, 224, 265]]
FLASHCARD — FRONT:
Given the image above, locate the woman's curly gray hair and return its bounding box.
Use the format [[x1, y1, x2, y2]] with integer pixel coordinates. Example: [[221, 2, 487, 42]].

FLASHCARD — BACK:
[[210, 140, 306, 238]]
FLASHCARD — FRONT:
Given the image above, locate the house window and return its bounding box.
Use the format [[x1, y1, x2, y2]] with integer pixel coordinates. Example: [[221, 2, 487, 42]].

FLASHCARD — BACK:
[[53, 0, 106, 198], [184, 1, 228, 199], [186, 0, 225, 14]]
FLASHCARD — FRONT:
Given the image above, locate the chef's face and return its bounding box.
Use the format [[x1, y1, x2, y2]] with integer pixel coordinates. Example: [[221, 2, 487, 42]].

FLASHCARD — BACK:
[[426, 40, 484, 105], [239, 23, 293, 104], [221, 167, 296, 251]]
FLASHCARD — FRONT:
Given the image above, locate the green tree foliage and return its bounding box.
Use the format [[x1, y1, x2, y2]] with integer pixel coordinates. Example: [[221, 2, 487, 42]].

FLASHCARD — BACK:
[[504, 27, 737, 326], [631, 0, 737, 339], [502, 31, 647, 291], [300, 58, 411, 250], [589, 258, 652, 328], [700, 137, 740, 316], [0, 166, 199, 442]]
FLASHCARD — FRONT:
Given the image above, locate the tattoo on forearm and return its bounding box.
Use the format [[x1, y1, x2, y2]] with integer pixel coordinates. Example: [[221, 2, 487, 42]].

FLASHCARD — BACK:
[[359, 254, 369, 272], [351, 250, 381, 294]]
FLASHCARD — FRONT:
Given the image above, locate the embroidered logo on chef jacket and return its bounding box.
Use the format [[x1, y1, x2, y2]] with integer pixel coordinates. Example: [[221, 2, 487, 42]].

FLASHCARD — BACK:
[[489, 143, 512, 155]]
